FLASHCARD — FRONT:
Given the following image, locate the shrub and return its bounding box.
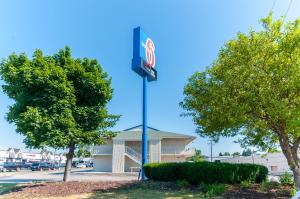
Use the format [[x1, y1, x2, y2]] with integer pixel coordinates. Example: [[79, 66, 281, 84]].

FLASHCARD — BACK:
[[144, 162, 268, 185], [280, 172, 294, 185], [199, 183, 226, 197], [240, 180, 251, 188], [259, 181, 280, 192], [290, 186, 297, 196], [176, 179, 190, 188], [204, 184, 226, 197]]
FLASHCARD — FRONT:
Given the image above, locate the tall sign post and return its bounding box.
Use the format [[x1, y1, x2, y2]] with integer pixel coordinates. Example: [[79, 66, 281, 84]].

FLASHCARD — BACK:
[[131, 27, 157, 180]]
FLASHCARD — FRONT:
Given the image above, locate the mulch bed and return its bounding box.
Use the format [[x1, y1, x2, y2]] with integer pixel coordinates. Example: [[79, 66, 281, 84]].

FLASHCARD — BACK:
[[223, 184, 293, 199], [2, 180, 294, 199], [3, 181, 136, 198]]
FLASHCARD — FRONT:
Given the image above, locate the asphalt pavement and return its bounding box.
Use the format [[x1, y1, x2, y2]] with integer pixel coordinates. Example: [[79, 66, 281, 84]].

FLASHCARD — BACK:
[[0, 168, 138, 183]]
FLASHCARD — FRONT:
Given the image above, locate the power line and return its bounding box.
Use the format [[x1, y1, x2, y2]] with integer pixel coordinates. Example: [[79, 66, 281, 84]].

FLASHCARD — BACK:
[[284, 0, 293, 17], [271, 0, 277, 11]]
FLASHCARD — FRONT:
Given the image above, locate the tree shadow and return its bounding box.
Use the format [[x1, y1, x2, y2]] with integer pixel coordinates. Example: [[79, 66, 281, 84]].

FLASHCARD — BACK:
[[0, 183, 46, 195]]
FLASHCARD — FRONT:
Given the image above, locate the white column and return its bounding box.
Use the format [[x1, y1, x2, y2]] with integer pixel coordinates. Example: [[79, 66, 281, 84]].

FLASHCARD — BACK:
[[112, 140, 125, 173], [149, 140, 161, 163]]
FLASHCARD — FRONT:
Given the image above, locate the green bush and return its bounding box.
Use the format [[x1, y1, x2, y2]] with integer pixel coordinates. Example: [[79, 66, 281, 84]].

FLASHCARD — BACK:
[[144, 162, 268, 185], [176, 179, 190, 188], [199, 183, 226, 197], [207, 184, 226, 197], [240, 180, 251, 188], [280, 172, 294, 185], [259, 181, 280, 192]]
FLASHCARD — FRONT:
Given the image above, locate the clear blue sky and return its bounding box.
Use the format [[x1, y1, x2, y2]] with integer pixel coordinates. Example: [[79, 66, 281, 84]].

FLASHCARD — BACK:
[[0, 0, 299, 155]]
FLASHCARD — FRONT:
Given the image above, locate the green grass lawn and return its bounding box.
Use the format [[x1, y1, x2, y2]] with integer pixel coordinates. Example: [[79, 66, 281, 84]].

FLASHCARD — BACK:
[[87, 182, 224, 199], [89, 188, 209, 199], [0, 183, 18, 195]]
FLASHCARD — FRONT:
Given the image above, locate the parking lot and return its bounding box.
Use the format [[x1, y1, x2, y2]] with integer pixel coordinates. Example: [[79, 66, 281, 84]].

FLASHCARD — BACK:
[[0, 168, 138, 183]]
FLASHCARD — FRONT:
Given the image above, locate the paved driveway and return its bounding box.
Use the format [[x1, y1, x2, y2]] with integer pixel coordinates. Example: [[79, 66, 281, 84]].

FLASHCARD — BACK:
[[0, 168, 138, 183]]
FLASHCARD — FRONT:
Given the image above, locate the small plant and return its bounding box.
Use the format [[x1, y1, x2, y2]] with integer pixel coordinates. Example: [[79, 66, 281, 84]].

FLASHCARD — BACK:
[[200, 184, 225, 197], [176, 179, 190, 188], [290, 185, 297, 196], [280, 172, 294, 186], [259, 181, 280, 192], [240, 180, 251, 188]]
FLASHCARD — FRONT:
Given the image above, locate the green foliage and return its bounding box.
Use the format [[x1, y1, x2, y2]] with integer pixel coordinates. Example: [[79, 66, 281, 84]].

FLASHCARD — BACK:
[[199, 183, 226, 197], [242, 149, 252, 156], [232, 152, 240, 156], [206, 184, 226, 197], [180, 13, 300, 186], [176, 179, 190, 188], [223, 152, 230, 156], [187, 149, 204, 162], [290, 185, 297, 196], [259, 181, 280, 192], [75, 145, 92, 158], [180, 14, 300, 151], [240, 180, 251, 188], [144, 162, 268, 185], [0, 47, 119, 149], [280, 172, 294, 185]]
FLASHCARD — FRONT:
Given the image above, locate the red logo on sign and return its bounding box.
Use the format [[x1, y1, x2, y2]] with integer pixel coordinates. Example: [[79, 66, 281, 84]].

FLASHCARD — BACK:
[[145, 38, 155, 68]]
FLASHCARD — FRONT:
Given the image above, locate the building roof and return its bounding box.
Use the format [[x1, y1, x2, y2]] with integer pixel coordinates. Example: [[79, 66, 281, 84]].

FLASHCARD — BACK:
[[113, 125, 196, 141]]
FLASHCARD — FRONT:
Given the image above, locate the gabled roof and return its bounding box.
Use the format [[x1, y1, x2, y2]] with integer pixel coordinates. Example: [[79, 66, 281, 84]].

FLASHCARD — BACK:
[[7, 148, 21, 154], [123, 125, 159, 132], [114, 125, 196, 141]]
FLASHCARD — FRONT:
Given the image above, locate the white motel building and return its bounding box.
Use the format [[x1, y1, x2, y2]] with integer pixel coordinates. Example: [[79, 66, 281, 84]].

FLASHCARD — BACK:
[[93, 125, 196, 173]]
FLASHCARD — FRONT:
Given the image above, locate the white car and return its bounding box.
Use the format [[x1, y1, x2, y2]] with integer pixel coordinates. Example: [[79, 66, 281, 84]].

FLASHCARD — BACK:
[[76, 163, 86, 168]]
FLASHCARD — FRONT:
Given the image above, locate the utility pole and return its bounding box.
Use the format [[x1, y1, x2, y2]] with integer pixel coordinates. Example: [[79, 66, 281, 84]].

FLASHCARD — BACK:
[[208, 140, 214, 162]]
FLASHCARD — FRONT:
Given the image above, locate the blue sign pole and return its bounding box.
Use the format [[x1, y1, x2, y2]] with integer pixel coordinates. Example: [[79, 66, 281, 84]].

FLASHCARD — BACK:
[[131, 27, 156, 180], [141, 75, 148, 180]]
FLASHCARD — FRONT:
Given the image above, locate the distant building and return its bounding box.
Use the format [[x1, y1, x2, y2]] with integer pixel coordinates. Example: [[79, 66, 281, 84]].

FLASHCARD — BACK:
[[7, 148, 22, 162], [221, 153, 290, 174], [0, 148, 66, 163], [204, 155, 231, 162], [93, 125, 196, 173], [0, 150, 8, 163]]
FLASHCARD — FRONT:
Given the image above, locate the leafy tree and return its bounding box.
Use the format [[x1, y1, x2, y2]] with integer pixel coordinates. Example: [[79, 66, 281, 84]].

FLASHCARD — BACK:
[[223, 152, 230, 156], [75, 145, 92, 159], [0, 47, 118, 181], [219, 152, 223, 156], [232, 152, 240, 156], [242, 149, 252, 156], [181, 14, 300, 186], [187, 149, 204, 162]]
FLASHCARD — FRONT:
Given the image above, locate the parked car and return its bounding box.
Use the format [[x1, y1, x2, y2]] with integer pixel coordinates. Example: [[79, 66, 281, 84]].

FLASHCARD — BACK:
[[0, 162, 5, 172], [3, 162, 22, 172], [22, 162, 32, 169], [76, 163, 86, 168], [31, 162, 51, 171], [85, 162, 93, 168], [46, 162, 60, 170]]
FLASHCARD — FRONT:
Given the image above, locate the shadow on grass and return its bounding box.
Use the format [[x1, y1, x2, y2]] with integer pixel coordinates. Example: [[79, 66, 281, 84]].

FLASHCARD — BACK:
[[87, 181, 208, 199]]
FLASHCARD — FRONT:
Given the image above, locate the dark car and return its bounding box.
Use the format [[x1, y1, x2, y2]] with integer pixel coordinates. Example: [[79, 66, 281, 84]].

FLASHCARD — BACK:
[[22, 162, 32, 169], [85, 162, 93, 168], [31, 162, 51, 171], [3, 162, 22, 172], [47, 162, 60, 170], [0, 162, 4, 172]]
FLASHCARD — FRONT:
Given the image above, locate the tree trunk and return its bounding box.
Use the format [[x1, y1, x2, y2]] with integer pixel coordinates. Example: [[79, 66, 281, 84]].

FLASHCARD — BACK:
[[276, 125, 300, 187], [292, 168, 300, 187], [63, 144, 75, 182]]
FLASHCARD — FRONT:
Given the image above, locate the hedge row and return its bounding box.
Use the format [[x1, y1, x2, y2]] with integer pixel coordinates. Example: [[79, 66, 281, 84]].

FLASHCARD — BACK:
[[143, 162, 268, 185]]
